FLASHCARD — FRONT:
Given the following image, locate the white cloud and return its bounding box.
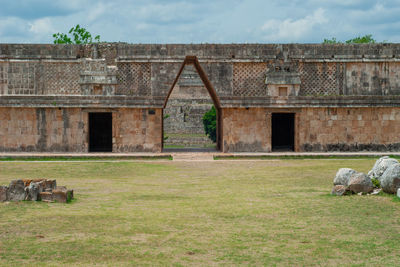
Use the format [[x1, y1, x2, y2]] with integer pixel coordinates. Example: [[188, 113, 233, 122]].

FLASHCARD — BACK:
[[307, 0, 375, 8], [55, 0, 92, 10], [87, 3, 111, 22], [261, 8, 328, 42], [28, 18, 55, 35], [133, 2, 201, 24]]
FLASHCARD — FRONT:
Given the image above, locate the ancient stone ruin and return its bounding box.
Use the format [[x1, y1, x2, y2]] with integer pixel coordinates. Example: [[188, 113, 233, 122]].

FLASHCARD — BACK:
[[332, 156, 400, 196], [0, 179, 73, 203], [3, 44, 400, 153]]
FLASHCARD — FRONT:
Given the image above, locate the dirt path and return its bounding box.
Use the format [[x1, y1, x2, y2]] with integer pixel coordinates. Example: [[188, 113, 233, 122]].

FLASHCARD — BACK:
[[172, 153, 215, 161]]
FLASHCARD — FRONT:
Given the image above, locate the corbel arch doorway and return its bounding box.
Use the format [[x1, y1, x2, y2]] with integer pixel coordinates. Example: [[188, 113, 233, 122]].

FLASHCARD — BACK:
[[162, 56, 222, 152]]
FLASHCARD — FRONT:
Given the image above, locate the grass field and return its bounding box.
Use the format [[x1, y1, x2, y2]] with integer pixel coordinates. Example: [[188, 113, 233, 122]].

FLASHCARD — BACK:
[[0, 159, 399, 266]]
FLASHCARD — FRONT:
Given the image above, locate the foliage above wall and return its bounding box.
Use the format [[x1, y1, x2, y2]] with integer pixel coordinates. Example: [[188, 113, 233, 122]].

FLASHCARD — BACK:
[[53, 25, 100, 44], [323, 34, 376, 44]]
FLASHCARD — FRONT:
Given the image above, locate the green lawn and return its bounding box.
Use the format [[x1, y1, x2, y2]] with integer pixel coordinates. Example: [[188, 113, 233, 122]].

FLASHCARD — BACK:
[[0, 159, 399, 266]]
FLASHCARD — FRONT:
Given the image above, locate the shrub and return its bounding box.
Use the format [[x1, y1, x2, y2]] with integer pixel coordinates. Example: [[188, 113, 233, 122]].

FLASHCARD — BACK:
[[163, 114, 170, 141], [371, 178, 381, 188], [203, 106, 217, 143]]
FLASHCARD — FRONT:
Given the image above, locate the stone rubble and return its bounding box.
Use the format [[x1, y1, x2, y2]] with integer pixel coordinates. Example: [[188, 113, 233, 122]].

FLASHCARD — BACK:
[[332, 156, 400, 197], [0, 179, 73, 203]]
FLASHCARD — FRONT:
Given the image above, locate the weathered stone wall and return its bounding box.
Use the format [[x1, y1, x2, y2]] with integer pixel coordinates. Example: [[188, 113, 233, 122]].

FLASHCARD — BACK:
[[0, 107, 162, 152], [298, 107, 400, 151], [222, 108, 271, 152], [0, 107, 87, 152], [113, 108, 162, 152], [345, 62, 400, 95], [222, 107, 400, 152]]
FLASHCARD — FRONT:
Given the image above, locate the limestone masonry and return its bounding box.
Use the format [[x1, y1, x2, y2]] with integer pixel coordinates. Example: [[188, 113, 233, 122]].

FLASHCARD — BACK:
[[1, 43, 400, 152]]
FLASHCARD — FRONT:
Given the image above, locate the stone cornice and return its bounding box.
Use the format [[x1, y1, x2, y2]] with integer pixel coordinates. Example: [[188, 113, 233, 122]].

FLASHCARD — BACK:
[[0, 95, 165, 108], [1, 95, 400, 108]]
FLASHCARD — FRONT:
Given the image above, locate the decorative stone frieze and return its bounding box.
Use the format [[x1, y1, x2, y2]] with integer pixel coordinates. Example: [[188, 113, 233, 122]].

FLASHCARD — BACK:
[[79, 58, 118, 96]]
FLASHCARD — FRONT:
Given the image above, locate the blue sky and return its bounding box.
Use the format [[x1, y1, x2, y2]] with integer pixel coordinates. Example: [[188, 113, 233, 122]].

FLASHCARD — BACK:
[[0, 0, 399, 43]]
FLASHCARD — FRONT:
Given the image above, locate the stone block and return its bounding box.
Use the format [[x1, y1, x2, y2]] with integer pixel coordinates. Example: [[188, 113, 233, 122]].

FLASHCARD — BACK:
[[39, 187, 73, 203], [39, 192, 53, 202], [52, 188, 73, 203], [33, 179, 56, 191], [25, 182, 40, 201], [8, 180, 25, 201], [44, 179, 57, 190], [0, 186, 8, 202]]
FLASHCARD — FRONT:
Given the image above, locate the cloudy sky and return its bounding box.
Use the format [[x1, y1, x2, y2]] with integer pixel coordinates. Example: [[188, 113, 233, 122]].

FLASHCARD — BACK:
[[0, 0, 399, 44]]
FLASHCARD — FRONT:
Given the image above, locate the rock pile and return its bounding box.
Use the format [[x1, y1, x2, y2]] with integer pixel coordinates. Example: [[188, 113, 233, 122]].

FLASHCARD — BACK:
[[332, 156, 400, 196], [0, 179, 73, 203]]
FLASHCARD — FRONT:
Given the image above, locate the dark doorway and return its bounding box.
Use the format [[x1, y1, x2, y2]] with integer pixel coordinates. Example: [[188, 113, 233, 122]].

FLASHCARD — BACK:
[[89, 113, 112, 152], [272, 113, 295, 151]]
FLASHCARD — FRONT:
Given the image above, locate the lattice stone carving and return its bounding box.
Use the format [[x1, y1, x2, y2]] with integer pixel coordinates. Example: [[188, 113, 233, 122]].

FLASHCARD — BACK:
[[0, 63, 7, 95], [7, 62, 37, 95], [0, 63, 7, 83], [43, 63, 80, 95], [116, 63, 151, 96], [299, 62, 340, 96], [233, 63, 267, 97]]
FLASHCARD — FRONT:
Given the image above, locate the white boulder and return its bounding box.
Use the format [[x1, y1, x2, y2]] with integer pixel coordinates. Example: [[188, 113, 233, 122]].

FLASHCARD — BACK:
[[368, 156, 399, 181], [380, 163, 400, 194], [333, 168, 357, 186]]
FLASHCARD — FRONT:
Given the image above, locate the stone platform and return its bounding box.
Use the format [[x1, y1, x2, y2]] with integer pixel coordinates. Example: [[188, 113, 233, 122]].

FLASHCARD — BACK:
[[1, 152, 400, 162]]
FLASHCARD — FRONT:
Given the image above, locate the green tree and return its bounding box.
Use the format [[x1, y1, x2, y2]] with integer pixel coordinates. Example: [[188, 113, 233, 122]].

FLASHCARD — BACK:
[[53, 24, 100, 44], [323, 37, 339, 44], [345, 34, 376, 44], [323, 34, 376, 44], [202, 106, 217, 143]]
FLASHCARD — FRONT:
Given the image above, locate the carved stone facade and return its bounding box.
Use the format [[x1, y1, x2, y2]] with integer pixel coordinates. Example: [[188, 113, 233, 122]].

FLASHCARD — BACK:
[[1, 43, 400, 152]]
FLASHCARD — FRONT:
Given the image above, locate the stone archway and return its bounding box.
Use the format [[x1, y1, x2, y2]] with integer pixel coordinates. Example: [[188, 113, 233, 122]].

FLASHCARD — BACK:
[[162, 56, 222, 151]]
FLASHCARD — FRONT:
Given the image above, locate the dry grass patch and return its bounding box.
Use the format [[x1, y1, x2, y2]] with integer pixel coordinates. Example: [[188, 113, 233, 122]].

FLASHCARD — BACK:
[[0, 159, 399, 266]]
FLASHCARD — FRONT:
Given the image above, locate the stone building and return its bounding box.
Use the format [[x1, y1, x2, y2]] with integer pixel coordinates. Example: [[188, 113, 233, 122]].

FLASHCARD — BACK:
[[1, 43, 400, 153]]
